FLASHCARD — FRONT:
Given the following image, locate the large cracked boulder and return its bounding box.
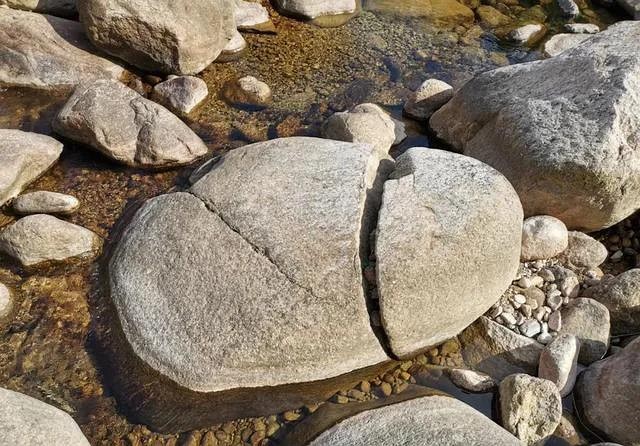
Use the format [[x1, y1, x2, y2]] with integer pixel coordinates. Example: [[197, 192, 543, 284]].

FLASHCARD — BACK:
[[107, 137, 391, 431], [577, 337, 640, 445], [0, 130, 63, 207], [376, 148, 523, 358], [77, 0, 235, 75], [0, 387, 90, 445], [430, 21, 640, 231], [0, 8, 125, 91], [53, 80, 208, 168]]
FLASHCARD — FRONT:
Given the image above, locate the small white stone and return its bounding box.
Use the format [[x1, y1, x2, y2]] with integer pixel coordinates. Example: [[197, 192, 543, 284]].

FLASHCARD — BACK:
[[449, 368, 496, 392], [0, 283, 11, 319], [518, 277, 534, 288], [13, 191, 79, 216], [509, 24, 544, 44], [521, 319, 542, 337], [538, 268, 555, 282], [534, 307, 546, 321], [560, 276, 580, 298], [537, 332, 553, 344], [404, 79, 454, 120], [544, 34, 591, 57], [489, 305, 503, 318], [521, 304, 533, 318], [513, 294, 527, 304], [501, 312, 517, 325], [565, 23, 600, 34], [521, 216, 569, 261]]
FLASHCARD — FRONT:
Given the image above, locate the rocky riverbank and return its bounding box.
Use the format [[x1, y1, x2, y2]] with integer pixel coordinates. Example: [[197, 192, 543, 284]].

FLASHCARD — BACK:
[[1, 0, 639, 445]]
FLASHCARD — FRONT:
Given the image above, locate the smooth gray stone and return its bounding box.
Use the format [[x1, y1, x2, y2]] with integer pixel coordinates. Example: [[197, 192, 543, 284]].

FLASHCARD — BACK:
[[0, 130, 63, 207], [377, 148, 522, 358], [0, 387, 90, 445]]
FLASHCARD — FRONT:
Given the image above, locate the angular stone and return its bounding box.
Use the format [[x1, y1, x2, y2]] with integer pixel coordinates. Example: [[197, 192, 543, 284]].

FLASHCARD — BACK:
[[53, 79, 208, 168], [544, 33, 591, 57], [404, 79, 454, 120], [521, 215, 568, 261], [377, 149, 522, 358], [509, 24, 545, 44], [307, 393, 520, 446], [218, 29, 248, 62], [499, 374, 562, 445], [448, 368, 496, 392], [234, 0, 274, 32], [13, 191, 79, 216], [583, 269, 640, 334], [459, 316, 543, 380], [275, 0, 358, 20], [0, 215, 100, 267], [0, 387, 90, 445], [0, 130, 63, 207], [0, 0, 76, 16], [107, 137, 390, 431], [577, 337, 640, 446], [0, 8, 125, 91], [430, 22, 640, 231], [559, 231, 608, 268], [538, 333, 579, 396], [151, 76, 209, 117], [77, 0, 235, 75], [560, 298, 610, 364], [322, 103, 396, 157]]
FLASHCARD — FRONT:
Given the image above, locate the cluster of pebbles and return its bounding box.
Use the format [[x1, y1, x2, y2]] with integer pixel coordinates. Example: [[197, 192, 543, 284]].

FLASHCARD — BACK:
[[488, 261, 592, 343]]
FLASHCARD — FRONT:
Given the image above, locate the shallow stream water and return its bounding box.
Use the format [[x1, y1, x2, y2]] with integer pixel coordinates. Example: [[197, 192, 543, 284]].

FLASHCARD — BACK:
[[0, 1, 629, 444]]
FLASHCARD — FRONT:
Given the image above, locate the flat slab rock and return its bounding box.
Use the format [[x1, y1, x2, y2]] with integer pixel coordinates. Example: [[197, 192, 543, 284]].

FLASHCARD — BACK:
[[430, 21, 640, 231], [306, 393, 520, 446], [377, 148, 522, 358], [0, 130, 63, 207], [0, 214, 100, 267], [459, 316, 544, 380], [53, 79, 208, 168], [0, 8, 125, 91], [77, 0, 235, 75], [109, 138, 388, 401], [0, 387, 90, 445], [275, 0, 358, 19]]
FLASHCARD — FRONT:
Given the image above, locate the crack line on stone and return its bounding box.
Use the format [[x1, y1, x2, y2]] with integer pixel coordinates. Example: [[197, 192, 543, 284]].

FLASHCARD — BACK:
[[185, 191, 322, 300]]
